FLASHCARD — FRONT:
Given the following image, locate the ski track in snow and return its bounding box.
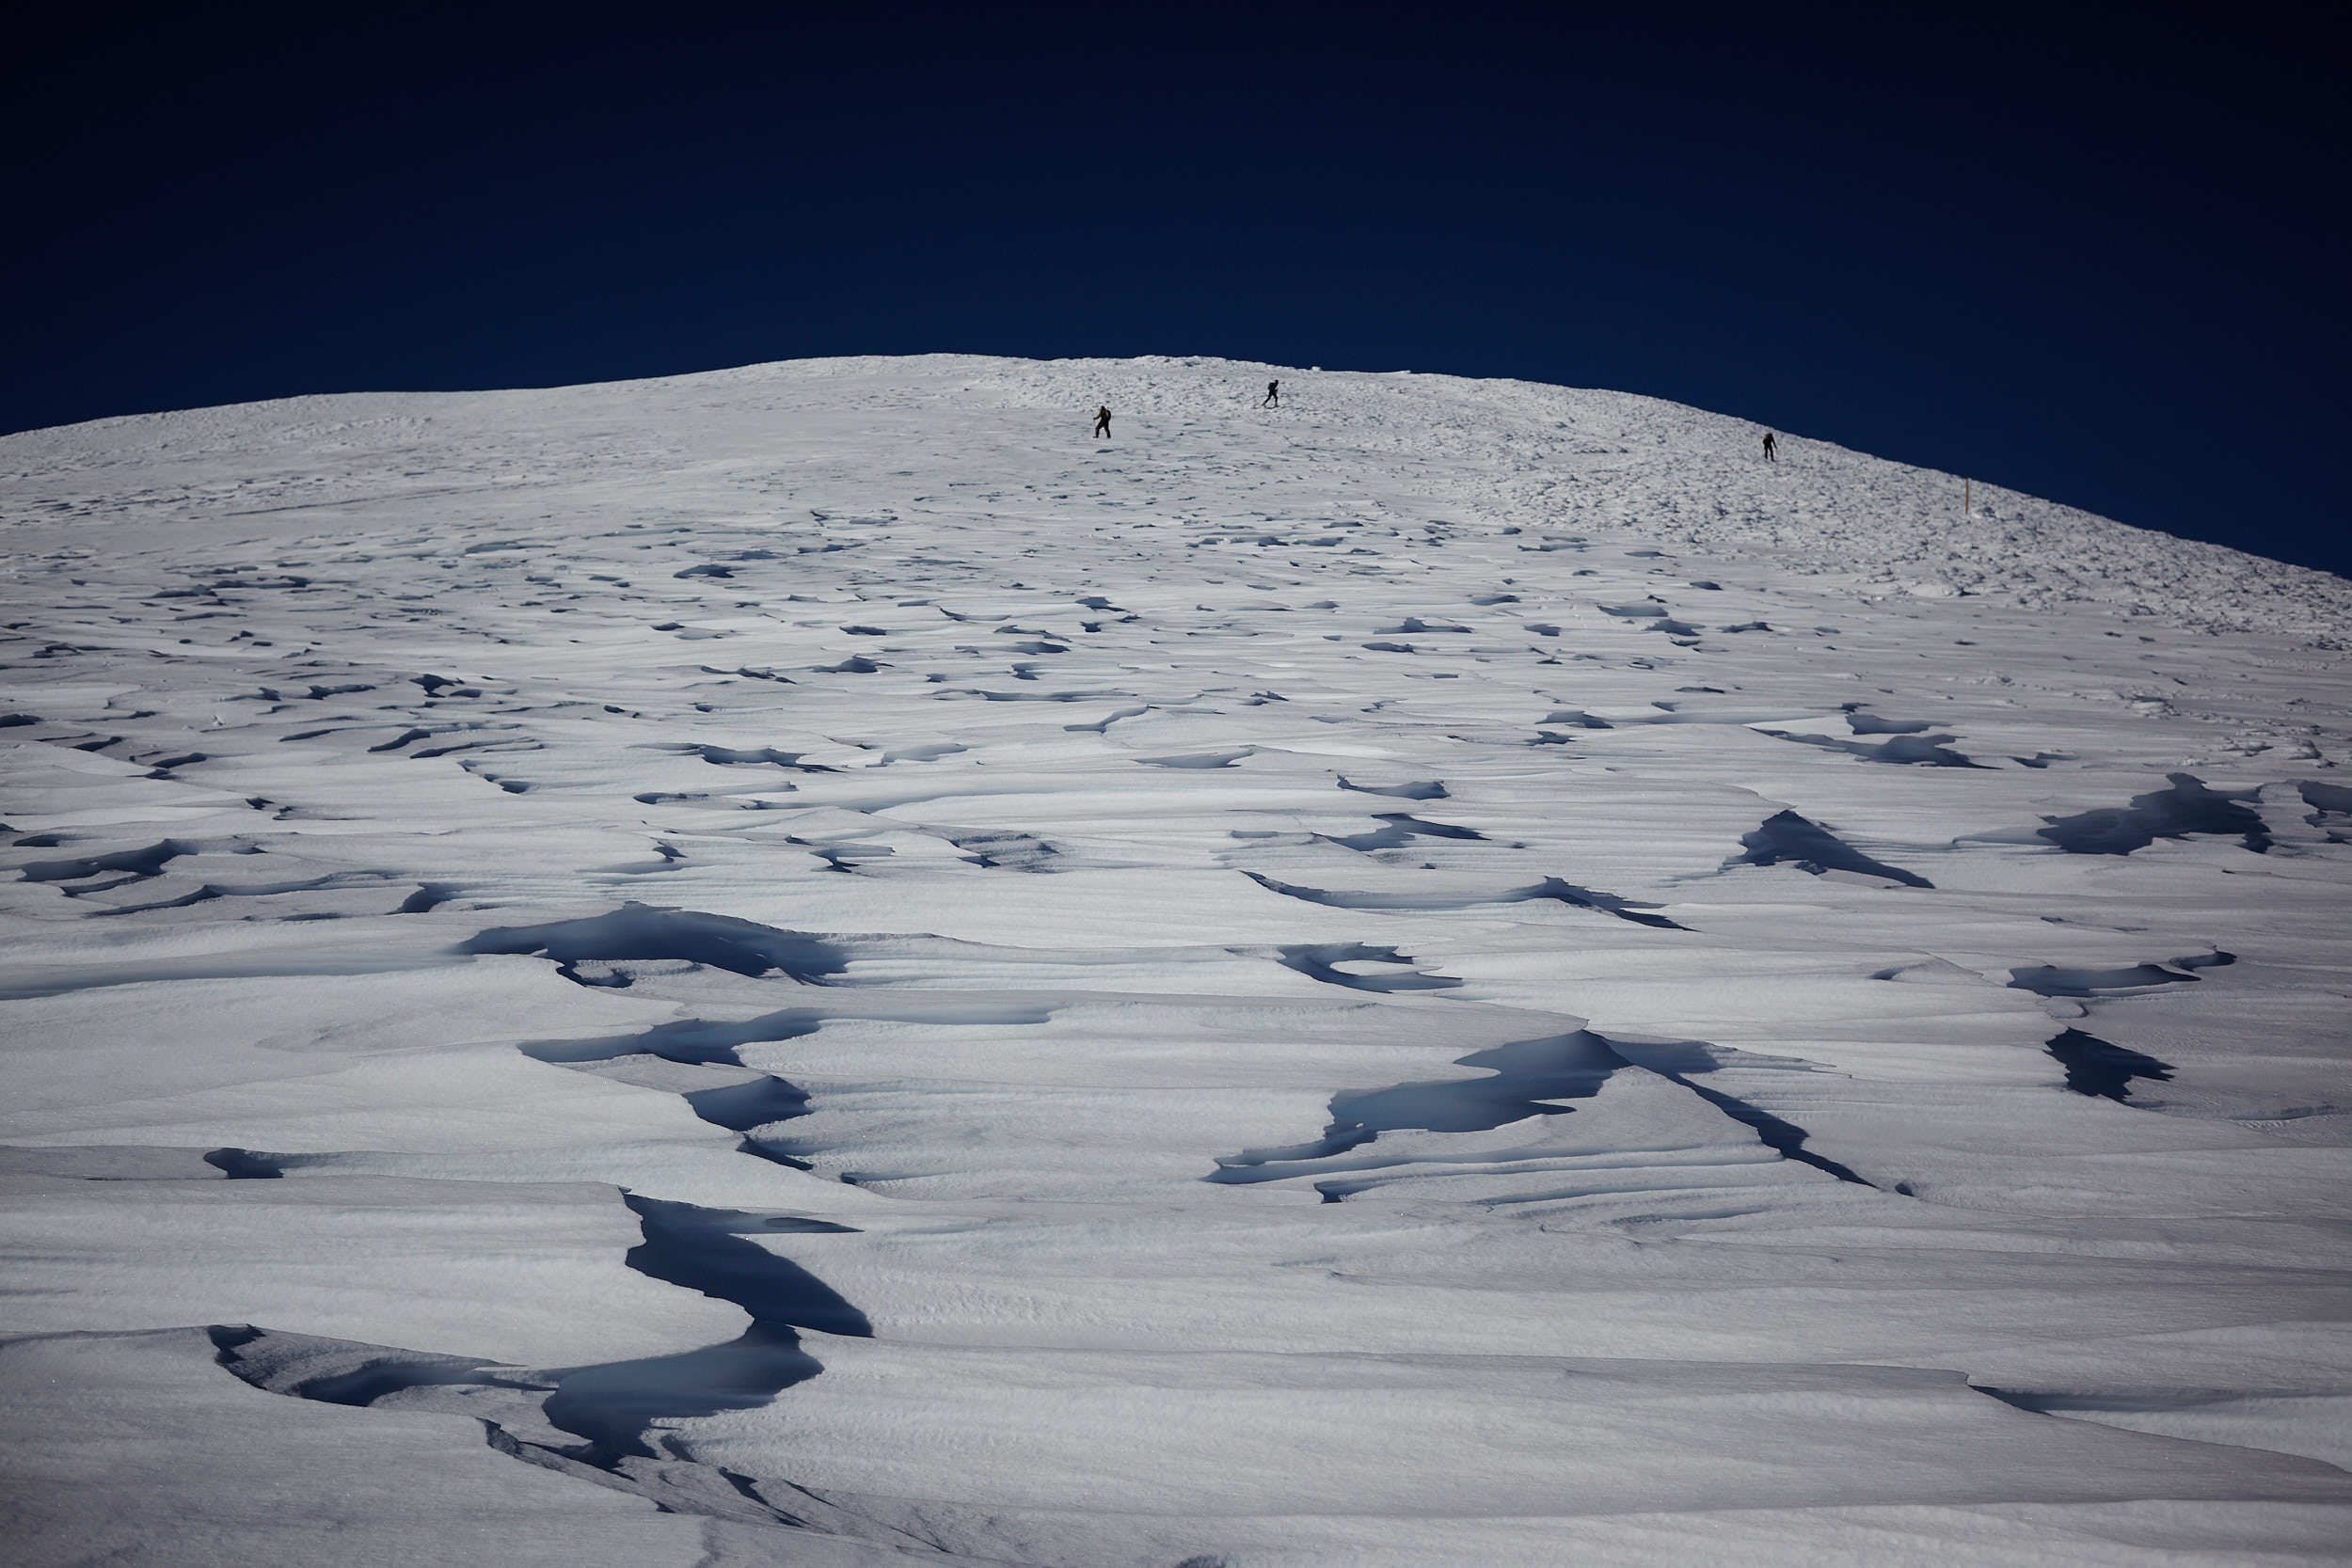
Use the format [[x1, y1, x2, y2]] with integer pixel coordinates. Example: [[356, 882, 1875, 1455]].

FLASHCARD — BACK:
[[4, 353, 2352, 1567]]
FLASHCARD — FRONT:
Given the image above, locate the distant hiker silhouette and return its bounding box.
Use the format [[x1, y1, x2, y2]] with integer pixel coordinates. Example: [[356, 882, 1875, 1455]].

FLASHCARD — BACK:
[[1093, 405, 1112, 439], [1263, 380, 1280, 407], [1762, 431, 1778, 463]]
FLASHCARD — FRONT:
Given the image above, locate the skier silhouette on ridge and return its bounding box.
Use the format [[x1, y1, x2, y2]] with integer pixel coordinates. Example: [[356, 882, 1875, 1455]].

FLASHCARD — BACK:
[[1762, 431, 1778, 463], [1093, 405, 1112, 439], [1263, 380, 1279, 407]]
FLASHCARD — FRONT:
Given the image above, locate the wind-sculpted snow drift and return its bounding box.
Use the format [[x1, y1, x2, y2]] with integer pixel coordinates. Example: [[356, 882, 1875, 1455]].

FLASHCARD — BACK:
[[4, 355, 2352, 1567]]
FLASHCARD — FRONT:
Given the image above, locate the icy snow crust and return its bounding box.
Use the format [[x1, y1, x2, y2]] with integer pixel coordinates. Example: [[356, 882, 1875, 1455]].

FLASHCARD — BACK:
[[3, 353, 2350, 1566]]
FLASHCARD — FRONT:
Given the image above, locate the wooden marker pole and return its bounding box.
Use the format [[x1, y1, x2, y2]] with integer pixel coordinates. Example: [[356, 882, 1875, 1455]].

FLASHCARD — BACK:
[[1963, 477, 1970, 517]]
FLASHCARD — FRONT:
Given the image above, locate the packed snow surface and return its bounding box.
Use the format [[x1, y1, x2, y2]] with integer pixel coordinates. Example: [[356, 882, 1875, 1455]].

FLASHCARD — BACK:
[[4, 354, 2351, 1566]]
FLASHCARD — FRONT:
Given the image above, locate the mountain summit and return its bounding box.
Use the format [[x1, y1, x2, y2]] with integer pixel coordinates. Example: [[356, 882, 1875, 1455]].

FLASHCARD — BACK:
[[5, 356, 2349, 1566]]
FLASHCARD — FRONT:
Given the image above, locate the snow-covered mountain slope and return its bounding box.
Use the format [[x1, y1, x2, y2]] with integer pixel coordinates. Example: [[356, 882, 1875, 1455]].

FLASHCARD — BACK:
[[3, 354, 2349, 1566]]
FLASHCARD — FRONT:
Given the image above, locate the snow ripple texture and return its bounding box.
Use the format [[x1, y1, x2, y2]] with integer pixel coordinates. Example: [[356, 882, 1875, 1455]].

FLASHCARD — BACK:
[[4, 354, 2351, 1567]]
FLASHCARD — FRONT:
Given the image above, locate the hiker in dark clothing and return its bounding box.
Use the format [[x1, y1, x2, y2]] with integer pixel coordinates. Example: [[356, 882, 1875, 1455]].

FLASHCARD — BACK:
[[1263, 380, 1280, 407], [1762, 431, 1778, 462], [1093, 405, 1112, 439]]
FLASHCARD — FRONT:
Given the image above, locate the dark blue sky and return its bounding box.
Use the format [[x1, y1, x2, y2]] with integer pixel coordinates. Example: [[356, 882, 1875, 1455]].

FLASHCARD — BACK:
[[7, 3, 2346, 576]]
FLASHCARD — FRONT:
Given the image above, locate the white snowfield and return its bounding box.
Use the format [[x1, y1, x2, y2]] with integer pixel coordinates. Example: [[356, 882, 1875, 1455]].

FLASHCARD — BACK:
[[2, 353, 2349, 1567]]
